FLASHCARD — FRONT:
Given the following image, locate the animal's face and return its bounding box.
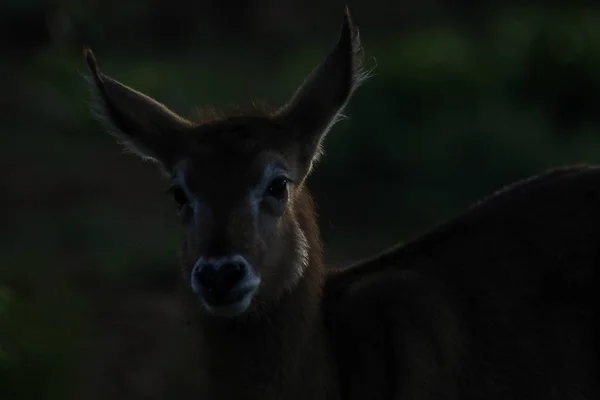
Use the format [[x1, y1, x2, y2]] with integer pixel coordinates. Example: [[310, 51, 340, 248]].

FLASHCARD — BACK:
[[84, 9, 367, 318], [170, 119, 310, 317]]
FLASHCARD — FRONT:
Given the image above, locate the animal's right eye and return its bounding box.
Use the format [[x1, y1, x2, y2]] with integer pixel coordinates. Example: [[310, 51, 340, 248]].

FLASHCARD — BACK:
[[166, 185, 189, 210], [172, 187, 188, 208], [266, 177, 289, 200]]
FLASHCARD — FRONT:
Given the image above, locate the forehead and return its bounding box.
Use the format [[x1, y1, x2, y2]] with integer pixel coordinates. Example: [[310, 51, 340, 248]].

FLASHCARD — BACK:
[[174, 117, 290, 192], [189, 115, 286, 153]]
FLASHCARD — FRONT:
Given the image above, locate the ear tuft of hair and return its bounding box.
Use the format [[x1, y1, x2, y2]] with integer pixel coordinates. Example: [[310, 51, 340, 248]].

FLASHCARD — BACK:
[[84, 47, 99, 77], [340, 6, 371, 95]]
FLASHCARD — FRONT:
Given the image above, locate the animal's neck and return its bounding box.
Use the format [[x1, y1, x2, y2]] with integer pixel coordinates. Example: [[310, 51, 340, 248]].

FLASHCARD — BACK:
[[196, 269, 331, 399], [191, 188, 338, 399]]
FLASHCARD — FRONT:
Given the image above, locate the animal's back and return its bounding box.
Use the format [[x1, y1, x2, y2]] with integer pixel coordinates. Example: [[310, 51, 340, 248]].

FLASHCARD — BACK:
[[325, 165, 598, 399]]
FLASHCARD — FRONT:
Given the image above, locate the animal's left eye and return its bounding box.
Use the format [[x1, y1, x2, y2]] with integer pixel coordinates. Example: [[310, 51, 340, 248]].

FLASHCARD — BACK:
[[172, 186, 188, 209], [165, 184, 189, 211], [266, 177, 289, 200]]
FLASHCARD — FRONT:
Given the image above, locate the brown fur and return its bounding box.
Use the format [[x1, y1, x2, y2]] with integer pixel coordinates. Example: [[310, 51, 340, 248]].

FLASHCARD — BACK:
[[325, 165, 597, 399], [84, 7, 596, 400], [179, 188, 339, 399]]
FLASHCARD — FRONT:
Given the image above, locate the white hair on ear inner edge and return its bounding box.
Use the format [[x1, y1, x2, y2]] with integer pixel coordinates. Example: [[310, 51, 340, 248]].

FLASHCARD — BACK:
[[83, 72, 162, 165], [282, 19, 375, 178]]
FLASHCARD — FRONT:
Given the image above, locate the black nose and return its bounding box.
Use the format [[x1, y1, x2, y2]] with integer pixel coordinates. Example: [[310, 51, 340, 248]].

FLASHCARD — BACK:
[[198, 261, 244, 292], [193, 259, 247, 304]]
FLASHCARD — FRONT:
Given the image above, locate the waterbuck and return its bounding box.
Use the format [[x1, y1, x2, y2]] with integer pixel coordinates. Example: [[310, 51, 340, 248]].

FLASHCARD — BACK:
[[84, 8, 596, 400]]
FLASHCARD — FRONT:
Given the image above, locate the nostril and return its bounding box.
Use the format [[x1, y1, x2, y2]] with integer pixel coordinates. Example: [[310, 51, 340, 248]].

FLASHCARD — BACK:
[[196, 263, 219, 288], [219, 262, 244, 289]]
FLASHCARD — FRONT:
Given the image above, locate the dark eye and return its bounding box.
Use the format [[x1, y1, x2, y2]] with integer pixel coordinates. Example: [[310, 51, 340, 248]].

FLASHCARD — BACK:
[[170, 186, 189, 209], [266, 177, 289, 200]]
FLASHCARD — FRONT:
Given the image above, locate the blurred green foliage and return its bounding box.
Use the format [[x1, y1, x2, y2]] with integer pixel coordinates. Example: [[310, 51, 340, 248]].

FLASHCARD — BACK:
[[2, 2, 600, 399]]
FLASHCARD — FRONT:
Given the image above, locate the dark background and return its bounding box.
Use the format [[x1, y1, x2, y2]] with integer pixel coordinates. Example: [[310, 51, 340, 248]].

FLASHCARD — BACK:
[[2, 1, 600, 399]]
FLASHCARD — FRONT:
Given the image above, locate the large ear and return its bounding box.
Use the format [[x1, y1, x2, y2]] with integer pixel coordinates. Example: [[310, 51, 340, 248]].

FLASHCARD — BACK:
[[83, 48, 192, 171], [275, 7, 369, 175]]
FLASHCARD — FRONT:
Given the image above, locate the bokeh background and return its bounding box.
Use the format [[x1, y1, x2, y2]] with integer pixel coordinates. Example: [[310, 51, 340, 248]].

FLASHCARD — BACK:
[[2, 1, 600, 399]]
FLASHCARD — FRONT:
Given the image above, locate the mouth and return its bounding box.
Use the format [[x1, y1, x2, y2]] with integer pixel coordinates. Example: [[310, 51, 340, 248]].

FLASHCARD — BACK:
[[200, 278, 261, 318]]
